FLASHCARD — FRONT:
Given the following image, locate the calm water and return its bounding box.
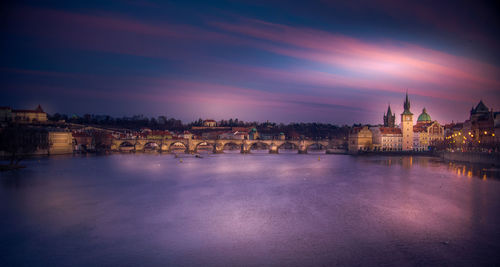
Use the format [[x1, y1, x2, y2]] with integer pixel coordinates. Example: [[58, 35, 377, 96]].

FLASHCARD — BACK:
[[1, 153, 500, 266]]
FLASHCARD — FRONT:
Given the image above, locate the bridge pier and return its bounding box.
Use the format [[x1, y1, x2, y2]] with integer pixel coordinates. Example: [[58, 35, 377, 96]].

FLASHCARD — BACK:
[[269, 144, 279, 154], [298, 149, 307, 154]]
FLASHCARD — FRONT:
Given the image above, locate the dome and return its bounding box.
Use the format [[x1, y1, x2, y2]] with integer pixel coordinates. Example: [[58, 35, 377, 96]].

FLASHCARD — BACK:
[[417, 108, 432, 122]]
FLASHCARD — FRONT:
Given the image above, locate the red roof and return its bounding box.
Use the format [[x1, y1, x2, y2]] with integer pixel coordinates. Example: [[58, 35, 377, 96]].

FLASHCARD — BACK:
[[379, 127, 402, 134]]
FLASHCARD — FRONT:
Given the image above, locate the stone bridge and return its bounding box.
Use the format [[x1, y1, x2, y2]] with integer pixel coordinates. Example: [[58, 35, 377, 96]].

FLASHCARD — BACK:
[[111, 139, 331, 154]]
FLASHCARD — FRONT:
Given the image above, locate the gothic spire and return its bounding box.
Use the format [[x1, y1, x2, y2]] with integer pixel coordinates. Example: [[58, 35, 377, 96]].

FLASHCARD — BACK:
[[402, 90, 412, 115]]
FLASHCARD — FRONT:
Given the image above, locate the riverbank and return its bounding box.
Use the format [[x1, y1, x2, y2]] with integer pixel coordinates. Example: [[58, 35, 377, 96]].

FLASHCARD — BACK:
[[440, 151, 500, 167], [351, 151, 437, 156]]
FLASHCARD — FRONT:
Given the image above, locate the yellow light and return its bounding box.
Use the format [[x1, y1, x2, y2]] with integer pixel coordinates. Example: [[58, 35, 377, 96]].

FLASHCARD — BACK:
[[468, 132, 471, 135], [459, 132, 461, 135], [471, 135, 474, 137], [493, 134, 495, 137], [478, 140, 481, 143], [484, 131, 487, 135]]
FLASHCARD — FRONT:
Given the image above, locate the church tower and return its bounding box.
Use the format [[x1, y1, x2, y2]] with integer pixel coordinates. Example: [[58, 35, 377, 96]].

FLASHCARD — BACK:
[[401, 91, 413, 151], [383, 105, 395, 127]]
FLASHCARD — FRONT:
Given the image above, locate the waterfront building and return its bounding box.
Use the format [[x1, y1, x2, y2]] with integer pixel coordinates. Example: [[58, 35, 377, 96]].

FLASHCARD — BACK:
[[412, 127, 428, 151], [383, 105, 395, 127], [348, 126, 372, 152], [412, 108, 444, 150], [371, 127, 402, 151], [401, 92, 413, 151], [462, 100, 495, 144], [48, 130, 73, 154]]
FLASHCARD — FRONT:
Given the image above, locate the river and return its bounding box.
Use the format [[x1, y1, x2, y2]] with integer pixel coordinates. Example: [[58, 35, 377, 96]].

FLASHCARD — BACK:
[[1, 153, 500, 266]]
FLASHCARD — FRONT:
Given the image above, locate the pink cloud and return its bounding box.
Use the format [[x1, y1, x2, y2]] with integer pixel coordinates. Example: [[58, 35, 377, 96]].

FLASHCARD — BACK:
[[211, 18, 500, 91]]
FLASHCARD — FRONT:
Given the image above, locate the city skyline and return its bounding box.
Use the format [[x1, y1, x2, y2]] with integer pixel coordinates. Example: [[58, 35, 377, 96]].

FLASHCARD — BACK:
[[1, 0, 500, 124]]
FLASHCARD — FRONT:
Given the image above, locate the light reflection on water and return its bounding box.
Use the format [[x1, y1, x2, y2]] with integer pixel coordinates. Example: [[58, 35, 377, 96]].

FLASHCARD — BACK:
[[1, 154, 500, 266]]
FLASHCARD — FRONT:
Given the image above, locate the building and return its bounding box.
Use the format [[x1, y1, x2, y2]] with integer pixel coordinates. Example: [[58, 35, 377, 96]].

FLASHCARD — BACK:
[[234, 131, 249, 140], [412, 128, 428, 151], [383, 105, 395, 127], [0, 105, 48, 123], [48, 130, 73, 154], [462, 100, 495, 145], [401, 92, 414, 151], [203, 119, 217, 127], [348, 126, 372, 152], [371, 127, 402, 151], [249, 128, 259, 140], [147, 130, 173, 140], [412, 108, 444, 150], [179, 130, 193, 139]]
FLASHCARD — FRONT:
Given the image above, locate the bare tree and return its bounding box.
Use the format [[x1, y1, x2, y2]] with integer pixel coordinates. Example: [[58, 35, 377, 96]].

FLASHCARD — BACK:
[[0, 125, 49, 166]]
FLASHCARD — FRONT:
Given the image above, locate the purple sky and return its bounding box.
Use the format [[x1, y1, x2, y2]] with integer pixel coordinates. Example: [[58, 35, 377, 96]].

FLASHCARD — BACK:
[[1, 0, 499, 124]]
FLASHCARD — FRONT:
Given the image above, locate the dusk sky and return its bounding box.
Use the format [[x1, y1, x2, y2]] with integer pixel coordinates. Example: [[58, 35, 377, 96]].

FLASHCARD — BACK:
[[1, 0, 499, 124]]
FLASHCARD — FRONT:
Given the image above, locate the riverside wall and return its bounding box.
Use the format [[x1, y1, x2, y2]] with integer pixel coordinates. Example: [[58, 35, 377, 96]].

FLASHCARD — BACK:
[[440, 151, 500, 166]]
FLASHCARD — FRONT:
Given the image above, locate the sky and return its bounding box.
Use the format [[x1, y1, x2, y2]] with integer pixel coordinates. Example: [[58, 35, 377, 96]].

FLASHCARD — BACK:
[[1, 0, 499, 124]]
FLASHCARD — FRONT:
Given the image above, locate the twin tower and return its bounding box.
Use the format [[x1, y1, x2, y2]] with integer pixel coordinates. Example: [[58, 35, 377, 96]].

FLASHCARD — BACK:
[[383, 92, 414, 151]]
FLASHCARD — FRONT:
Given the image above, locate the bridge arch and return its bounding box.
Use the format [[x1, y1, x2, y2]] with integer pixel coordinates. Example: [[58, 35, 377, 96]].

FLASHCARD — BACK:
[[278, 142, 299, 149], [249, 141, 270, 152], [143, 141, 160, 151], [169, 141, 187, 152], [306, 143, 327, 153], [194, 141, 215, 153], [221, 141, 241, 152], [118, 141, 135, 151]]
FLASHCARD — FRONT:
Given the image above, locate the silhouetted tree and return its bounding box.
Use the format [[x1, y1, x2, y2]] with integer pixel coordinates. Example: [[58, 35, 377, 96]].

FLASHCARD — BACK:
[[0, 125, 49, 165]]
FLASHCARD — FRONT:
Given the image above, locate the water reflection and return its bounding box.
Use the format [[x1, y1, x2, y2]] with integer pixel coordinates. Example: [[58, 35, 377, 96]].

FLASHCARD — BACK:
[[1, 154, 500, 266], [361, 155, 500, 180]]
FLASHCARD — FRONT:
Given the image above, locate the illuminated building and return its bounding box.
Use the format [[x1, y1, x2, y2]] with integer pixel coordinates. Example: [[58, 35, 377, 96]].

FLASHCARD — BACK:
[[0, 105, 48, 123], [401, 92, 413, 151], [203, 119, 217, 127], [371, 127, 402, 151], [348, 126, 372, 152], [461, 100, 495, 145], [412, 108, 444, 150]]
